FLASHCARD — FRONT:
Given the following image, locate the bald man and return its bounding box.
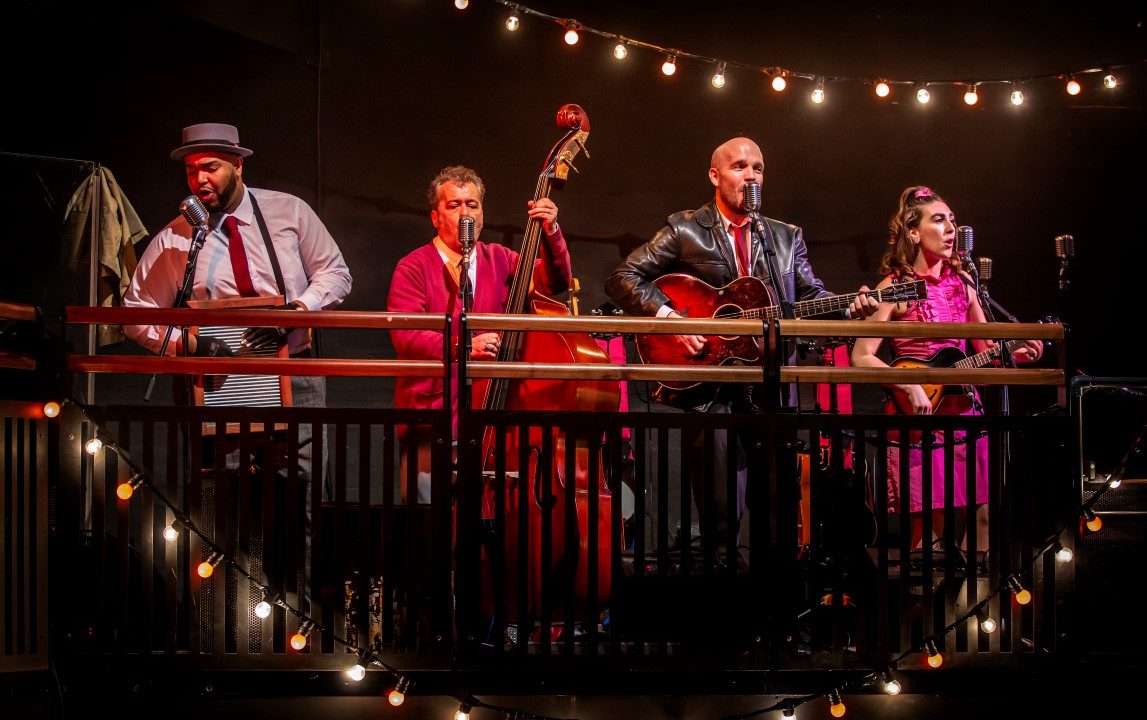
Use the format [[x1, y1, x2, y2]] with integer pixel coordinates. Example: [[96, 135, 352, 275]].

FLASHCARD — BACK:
[[606, 136, 878, 568]]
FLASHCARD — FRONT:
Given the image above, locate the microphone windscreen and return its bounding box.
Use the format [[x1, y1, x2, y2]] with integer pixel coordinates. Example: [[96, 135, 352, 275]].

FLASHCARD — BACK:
[[1055, 234, 1075, 260], [743, 181, 762, 212], [955, 226, 974, 256], [977, 256, 993, 282], [458, 215, 476, 250], [179, 195, 209, 229]]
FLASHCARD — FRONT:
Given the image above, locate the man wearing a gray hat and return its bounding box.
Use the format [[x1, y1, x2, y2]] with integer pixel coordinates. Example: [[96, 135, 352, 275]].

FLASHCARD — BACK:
[[123, 122, 353, 600]]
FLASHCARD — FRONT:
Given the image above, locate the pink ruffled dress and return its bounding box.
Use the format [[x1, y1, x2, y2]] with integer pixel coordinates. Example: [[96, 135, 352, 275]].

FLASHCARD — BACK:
[[886, 265, 989, 512]]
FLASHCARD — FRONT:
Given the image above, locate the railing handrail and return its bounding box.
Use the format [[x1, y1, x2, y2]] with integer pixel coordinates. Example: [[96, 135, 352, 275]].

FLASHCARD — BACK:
[[64, 306, 449, 331]]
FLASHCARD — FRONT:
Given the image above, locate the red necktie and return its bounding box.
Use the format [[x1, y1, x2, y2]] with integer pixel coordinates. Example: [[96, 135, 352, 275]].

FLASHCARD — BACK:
[[732, 223, 750, 276], [223, 215, 258, 297]]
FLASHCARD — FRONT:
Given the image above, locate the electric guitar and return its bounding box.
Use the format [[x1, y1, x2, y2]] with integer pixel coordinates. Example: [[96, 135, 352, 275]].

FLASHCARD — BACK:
[[886, 335, 1044, 415], [635, 274, 926, 390]]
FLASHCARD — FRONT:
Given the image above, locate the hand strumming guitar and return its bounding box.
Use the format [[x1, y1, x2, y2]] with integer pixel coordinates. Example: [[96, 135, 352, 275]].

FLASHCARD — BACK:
[[666, 310, 707, 358]]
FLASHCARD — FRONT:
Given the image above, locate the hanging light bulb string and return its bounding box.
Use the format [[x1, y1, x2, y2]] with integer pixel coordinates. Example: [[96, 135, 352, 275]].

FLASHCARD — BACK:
[[469, 0, 1145, 102], [58, 389, 1129, 717], [67, 396, 578, 718]]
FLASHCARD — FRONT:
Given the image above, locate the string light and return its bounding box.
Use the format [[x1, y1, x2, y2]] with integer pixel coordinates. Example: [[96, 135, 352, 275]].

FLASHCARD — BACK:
[[1054, 541, 1074, 562], [290, 619, 315, 650], [1106, 472, 1122, 489], [388, 676, 411, 706], [711, 61, 726, 88], [454, 0, 469, 10], [346, 661, 367, 681], [475, 0, 1143, 109], [828, 688, 846, 717], [811, 76, 825, 103], [163, 514, 189, 542], [84, 436, 104, 455], [455, 701, 473, 720], [779, 702, 796, 718], [1084, 507, 1103, 532], [197, 550, 224, 579], [977, 606, 997, 634], [42, 400, 61, 418], [882, 669, 902, 695], [916, 85, 931, 104], [924, 638, 943, 668], [563, 20, 579, 45], [661, 53, 677, 76], [1006, 575, 1032, 605], [116, 471, 146, 501]]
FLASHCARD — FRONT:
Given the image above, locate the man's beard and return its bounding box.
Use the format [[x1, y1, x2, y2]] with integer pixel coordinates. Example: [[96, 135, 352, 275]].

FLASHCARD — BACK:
[[205, 173, 240, 212]]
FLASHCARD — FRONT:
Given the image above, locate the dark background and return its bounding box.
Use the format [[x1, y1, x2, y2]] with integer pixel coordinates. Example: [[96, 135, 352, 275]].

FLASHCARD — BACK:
[[2, 0, 1145, 405]]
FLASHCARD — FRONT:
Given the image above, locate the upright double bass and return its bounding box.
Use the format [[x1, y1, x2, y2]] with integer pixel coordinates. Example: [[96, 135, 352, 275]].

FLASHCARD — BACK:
[[473, 104, 621, 622]]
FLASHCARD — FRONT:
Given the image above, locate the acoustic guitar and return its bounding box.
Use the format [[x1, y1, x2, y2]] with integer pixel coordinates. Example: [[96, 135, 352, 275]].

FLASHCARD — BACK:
[[635, 274, 925, 390], [886, 338, 1038, 415]]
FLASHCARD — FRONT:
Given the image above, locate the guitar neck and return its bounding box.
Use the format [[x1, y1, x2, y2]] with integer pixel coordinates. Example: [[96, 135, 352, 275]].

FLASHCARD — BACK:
[[785, 284, 903, 320], [955, 339, 1025, 369]]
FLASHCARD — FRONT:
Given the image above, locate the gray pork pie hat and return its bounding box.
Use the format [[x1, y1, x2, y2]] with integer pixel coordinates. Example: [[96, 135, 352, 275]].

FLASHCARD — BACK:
[[170, 122, 254, 160]]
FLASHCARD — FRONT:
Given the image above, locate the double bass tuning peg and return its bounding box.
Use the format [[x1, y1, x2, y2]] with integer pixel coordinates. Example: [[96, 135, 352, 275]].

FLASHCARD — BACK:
[[575, 137, 590, 158]]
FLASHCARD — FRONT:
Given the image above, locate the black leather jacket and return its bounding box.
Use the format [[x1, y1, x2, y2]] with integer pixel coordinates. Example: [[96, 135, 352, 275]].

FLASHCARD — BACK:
[[606, 200, 837, 318], [606, 200, 838, 410]]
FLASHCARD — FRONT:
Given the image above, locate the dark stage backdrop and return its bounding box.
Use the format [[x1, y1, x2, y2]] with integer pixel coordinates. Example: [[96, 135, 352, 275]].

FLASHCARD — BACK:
[[2, 0, 1144, 406]]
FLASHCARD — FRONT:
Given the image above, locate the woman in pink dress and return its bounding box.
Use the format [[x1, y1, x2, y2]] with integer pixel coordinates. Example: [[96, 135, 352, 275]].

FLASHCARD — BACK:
[[851, 185, 1043, 552]]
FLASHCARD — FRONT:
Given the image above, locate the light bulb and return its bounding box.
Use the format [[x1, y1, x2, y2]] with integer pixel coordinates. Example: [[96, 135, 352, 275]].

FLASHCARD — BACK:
[[662, 54, 677, 76], [564, 24, 579, 45], [84, 437, 104, 455], [1010, 88, 1024, 106], [1055, 544, 1074, 562], [771, 73, 787, 92], [964, 86, 978, 105], [917, 87, 931, 104], [712, 62, 726, 88], [116, 473, 144, 501], [1107, 473, 1122, 489], [829, 689, 845, 717], [811, 78, 825, 104], [980, 615, 997, 634], [254, 600, 272, 618], [42, 401, 61, 418], [197, 561, 215, 578], [163, 524, 179, 542], [505, 11, 519, 31], [455, 702, 472, 720], [388, 688, 406, 706], [1066, 77, 1081, 95], [1084, 508, 1103, 532], [882, 669, 901, 695], [613, 40, 627, 60], [347, 664, 366, 681], [925, 638, 943, 667], [290, 632, 307, 650], [1103, 73, 1117, 89], [875, 81, 890, 97], [454, 0, 469, 9]]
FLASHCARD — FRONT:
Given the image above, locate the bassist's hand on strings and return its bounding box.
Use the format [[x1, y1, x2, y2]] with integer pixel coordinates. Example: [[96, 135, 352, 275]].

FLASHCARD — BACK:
[[527, 198, 560, 235], [471, 331, 502, 360]]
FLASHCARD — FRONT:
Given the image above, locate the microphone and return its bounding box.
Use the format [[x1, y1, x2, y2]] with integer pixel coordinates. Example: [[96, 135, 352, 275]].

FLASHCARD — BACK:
[[743, 181, 762, 213], [955, 225, 978, 280], [180, 195, 210, 248], [955, 225, 974, 257], [458, 215, 476, 252], [180, 195, 209, 229], [1054, 234, 1075, 260], [977, 256, 993, 294]]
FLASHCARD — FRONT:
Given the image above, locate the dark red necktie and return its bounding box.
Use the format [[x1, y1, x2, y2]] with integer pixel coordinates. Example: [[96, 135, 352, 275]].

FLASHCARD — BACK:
[[223, 215, 258, 297], [732, 222, 750, 276]]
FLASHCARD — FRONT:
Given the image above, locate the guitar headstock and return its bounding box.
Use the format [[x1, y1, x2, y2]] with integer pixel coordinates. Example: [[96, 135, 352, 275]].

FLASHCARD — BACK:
[[545, 103, 590, 185], [879, 279, 927, 304]]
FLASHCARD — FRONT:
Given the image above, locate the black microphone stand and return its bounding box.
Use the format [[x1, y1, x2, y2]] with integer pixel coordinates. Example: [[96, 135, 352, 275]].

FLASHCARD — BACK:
[[457, 235, 475, 411], [748, 211, 793, 319], [144, 225, 208, 402]]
